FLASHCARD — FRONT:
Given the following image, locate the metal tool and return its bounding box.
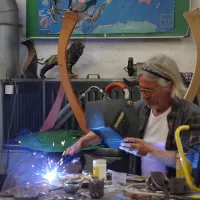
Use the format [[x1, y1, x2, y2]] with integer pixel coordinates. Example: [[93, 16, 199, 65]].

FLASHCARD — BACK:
[[49, 181, 80, 194], [59, 153, 80, 166], [124, 57, 144, 77]]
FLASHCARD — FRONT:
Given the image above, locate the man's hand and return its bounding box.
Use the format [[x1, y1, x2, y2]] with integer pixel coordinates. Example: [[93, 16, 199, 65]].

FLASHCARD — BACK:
[[64, 141, 82, 156], [120, 137, 176, 168], [63, 131, 102, 156], [119, 137, 151, 156]]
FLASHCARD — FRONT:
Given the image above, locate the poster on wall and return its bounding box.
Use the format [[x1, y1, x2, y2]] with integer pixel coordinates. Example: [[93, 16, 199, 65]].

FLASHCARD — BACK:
[[38, 0, 175, 35]]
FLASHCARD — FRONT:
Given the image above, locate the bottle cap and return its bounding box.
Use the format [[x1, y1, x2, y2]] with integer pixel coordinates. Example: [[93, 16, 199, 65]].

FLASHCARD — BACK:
[[93, 159, 106, 165]]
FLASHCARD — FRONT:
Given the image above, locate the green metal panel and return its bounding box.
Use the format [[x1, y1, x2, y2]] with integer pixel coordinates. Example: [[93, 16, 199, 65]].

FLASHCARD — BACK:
[[17, 130, 102, 152]]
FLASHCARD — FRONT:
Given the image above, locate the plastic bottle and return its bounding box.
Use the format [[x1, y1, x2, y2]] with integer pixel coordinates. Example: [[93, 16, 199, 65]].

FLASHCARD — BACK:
[[93, 159, 107, 180]]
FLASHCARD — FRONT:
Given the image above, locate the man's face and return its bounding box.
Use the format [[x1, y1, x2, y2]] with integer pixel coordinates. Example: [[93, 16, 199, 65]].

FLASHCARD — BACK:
[[138, 75, 172, 109]]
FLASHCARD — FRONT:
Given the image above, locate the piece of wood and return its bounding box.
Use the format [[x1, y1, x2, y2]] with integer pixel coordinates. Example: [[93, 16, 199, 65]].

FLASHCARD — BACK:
[[184, 9, 200, 102], [58, 12, 90, 134]]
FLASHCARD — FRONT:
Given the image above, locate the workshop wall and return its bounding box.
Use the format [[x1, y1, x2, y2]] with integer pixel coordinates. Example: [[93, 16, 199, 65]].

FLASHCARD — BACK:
[[17, 0, 197, 79]]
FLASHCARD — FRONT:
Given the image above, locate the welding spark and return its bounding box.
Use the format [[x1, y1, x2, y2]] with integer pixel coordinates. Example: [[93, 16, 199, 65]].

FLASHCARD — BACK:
[[33, 152, 45, 159], [33, 157, 62, 183], [61, 140, 65, 146], [42, 167, 58, 182], [32, 153, 72, 184]]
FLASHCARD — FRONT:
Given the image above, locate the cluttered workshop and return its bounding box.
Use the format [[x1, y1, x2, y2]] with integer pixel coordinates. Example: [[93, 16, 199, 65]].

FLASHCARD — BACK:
[[0, 0, 200, 199]]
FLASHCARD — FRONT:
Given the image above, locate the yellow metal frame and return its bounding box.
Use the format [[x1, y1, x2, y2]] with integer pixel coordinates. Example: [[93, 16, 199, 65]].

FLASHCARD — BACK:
[[175, 125, 200, 193]]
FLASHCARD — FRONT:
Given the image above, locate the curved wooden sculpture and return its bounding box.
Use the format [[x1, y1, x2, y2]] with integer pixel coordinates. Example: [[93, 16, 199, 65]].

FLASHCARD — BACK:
[[20, 38, 38, 78], [58, 12, 90, 134], [40, 42, 84, 78], [184, 9, 200, 102]]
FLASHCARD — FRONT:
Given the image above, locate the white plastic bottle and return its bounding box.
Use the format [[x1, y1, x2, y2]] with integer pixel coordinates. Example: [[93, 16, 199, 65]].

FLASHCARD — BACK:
[[93, 159, 107, 180]]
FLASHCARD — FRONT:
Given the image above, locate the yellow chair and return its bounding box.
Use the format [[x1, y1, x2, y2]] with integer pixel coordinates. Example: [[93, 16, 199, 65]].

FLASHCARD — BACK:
[[175, 125, 200, 194]]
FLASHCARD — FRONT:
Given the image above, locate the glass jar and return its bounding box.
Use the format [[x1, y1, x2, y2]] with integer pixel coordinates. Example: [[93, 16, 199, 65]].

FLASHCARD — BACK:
[[93, 159, 107, 180]]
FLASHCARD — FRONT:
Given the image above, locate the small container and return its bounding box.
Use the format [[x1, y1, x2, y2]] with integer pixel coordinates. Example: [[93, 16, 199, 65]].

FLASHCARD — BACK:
[[89, 178, 104, 199], [93, 159, 107, 180]]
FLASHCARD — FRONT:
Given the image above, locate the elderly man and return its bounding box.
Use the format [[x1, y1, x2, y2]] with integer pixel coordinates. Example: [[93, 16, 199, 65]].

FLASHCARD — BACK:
[[65, 54, 200, 178]]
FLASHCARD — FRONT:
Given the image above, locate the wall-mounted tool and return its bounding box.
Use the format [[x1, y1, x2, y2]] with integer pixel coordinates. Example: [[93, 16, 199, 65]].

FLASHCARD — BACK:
[[124, 57, 144, 77]]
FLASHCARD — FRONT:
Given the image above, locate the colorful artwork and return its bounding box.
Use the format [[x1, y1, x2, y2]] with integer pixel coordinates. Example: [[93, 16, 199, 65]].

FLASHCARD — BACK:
[[38, 0, 175, 35]]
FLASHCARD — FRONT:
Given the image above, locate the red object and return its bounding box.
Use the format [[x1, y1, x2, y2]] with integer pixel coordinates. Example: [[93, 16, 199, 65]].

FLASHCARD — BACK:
[[40, 84, 64, 132], [105, 82, 128, 94]]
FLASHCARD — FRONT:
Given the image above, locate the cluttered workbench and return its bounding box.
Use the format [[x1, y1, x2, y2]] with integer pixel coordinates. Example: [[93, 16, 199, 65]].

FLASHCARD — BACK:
[[0, 126, 198, 200], [0, 124, 199, 200], [1, 168, 200, 200]]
